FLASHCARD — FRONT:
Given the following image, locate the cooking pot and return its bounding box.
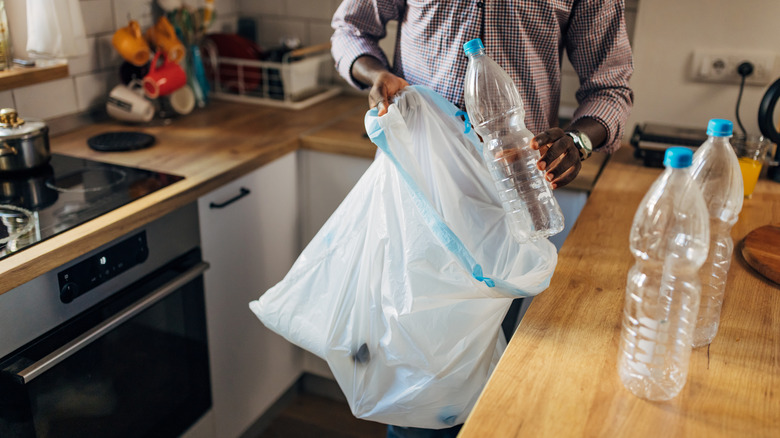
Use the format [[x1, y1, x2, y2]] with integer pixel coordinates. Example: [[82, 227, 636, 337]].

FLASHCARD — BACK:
[[0, 108, 50, 172], [0, 164, 58, 210]]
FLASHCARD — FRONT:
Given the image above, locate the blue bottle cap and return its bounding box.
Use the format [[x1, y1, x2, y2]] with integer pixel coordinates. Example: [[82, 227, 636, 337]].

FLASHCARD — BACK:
[[707, 119, 733, 137], [463, 38, 485, 55], [663, 147, 693, 168]]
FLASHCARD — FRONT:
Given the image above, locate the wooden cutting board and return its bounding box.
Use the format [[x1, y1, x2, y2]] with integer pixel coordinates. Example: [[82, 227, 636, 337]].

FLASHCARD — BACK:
[[740, 225, 780, 285]]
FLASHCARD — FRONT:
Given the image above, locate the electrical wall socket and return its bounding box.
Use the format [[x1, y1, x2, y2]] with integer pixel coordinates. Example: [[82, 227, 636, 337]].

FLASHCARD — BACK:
[[690, 49, 778, 86]]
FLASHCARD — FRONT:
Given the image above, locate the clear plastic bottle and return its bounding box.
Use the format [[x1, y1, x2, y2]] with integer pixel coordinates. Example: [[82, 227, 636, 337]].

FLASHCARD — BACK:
[[689, 119, 743, 348], [462, 38, 564, 243], [617, 147, 710, 401]]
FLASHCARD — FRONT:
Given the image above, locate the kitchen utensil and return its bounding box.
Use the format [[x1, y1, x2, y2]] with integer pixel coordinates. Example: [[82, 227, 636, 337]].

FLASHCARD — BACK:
[[145, 16, 186, 64], [112, 20, 151, 67], [143, 51, 187, 99], [106, 81, 155, 123], [87, 132, 156, 152], [0, 108, 50, 172], [739, 225, 780, 285]]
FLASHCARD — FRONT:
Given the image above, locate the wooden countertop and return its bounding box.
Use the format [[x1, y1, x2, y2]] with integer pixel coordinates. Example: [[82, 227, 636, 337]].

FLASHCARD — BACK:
[[459, 146, 780, 437]]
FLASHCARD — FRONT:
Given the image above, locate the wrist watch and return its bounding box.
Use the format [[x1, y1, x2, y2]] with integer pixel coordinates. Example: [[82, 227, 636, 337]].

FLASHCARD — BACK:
[[566, 130, 593, 161]]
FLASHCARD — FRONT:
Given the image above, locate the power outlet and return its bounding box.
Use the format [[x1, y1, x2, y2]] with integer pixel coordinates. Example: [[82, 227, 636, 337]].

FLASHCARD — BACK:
[[690, 49, 778, 86]]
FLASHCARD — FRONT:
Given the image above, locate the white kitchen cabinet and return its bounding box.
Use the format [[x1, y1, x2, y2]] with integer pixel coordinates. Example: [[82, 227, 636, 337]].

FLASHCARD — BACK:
[[198, 152, 303, 438], [298, 149, 374, 248]]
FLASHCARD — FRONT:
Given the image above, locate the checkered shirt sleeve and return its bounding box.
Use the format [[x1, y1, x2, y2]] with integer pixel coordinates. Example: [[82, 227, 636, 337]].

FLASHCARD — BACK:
[[331, 0, 405, 89], [331, 0, 633, 153], [565, 0, 634, 153]]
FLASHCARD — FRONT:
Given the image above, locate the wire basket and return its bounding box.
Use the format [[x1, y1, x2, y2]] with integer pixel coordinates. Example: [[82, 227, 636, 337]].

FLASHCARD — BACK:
[[201, 41, 340, 110]]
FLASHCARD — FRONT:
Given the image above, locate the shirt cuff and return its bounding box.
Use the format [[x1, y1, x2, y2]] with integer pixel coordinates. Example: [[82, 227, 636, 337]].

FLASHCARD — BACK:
[[571, 92, 632, 154]]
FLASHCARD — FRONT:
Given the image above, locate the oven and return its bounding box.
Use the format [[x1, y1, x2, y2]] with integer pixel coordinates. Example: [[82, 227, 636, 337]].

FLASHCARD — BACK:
[[0, 203, 213, 438]]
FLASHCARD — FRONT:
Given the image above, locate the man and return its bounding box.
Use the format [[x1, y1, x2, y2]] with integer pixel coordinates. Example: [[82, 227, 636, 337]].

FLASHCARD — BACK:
[[332, 0, 633, 189], [331, 1, 633, 436]]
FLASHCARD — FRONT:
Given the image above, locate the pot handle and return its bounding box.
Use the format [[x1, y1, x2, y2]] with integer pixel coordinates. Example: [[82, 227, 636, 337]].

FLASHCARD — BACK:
[[0, 142, 17, 157]]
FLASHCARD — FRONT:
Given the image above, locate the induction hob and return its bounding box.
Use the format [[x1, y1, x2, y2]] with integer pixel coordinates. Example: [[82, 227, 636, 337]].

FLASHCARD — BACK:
[[0, 154, 183, 260]]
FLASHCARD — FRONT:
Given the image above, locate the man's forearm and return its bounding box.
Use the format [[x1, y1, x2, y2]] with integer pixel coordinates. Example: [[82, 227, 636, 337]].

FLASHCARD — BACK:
[[567, 117, 608, 151], [351, 55, 390, 88]]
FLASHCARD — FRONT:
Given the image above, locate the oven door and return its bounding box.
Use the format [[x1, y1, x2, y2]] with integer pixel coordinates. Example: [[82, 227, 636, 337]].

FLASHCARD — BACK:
[[0, 249, 211, 438]]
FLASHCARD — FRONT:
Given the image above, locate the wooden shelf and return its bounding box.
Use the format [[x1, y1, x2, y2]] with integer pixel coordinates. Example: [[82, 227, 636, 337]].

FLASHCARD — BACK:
[[0, 62, 69, 92]]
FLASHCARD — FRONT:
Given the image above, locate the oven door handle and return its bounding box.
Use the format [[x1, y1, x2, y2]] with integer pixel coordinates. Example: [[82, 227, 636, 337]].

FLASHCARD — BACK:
[[17, 261, 210, 384]]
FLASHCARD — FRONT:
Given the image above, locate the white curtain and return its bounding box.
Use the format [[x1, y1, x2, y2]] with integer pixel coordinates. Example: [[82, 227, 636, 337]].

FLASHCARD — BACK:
[[26, 0, 87, 58]]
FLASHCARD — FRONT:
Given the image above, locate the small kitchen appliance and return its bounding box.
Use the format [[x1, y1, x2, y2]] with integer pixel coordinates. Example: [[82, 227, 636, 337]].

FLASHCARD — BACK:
[[630, 123, 708, 168]]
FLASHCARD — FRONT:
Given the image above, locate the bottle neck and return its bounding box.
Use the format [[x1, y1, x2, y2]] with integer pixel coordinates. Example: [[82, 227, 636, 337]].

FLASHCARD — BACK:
[[467, 49, 486, 58], [708, 135, 731, 147]]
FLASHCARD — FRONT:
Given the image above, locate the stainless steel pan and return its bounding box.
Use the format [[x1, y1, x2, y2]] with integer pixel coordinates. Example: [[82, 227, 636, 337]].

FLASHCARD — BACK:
[[0, 108, 50, 172]]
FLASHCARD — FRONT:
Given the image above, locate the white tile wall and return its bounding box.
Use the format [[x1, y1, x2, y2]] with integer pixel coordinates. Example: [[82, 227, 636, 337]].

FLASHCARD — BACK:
[[75, 71, 117, 111], [67, 37, 101, 76], [309, 22, 335, 47], [238, 0, 284, 16], [97, 33, 123, 70], [258, 18, 308, 48], [0, 91, 15, 109], [282, 0, 335, 20], [81, 0, 115, 36], [113, 0, 155, 30], [14, 78, 79, 119]]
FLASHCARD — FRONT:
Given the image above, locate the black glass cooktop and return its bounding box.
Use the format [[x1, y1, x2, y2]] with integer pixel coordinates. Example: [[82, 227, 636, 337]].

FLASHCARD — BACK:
[[0, 154, 183, 260]]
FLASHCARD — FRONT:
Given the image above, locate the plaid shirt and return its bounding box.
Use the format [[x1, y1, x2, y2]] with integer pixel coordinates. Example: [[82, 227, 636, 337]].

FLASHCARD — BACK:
[[332, 0, 634, 153]]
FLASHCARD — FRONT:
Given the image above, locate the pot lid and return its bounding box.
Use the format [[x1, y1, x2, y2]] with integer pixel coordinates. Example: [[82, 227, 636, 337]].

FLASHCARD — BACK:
[[0, 108, 48, 140]]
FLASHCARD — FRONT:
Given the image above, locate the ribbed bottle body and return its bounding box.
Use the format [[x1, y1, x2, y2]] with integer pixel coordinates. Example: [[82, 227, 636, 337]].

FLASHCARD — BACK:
[[690, 134, 743, 347], [617, 163, 709, 401], [692, 221, 733, 347], [463, 49, 563, 242]]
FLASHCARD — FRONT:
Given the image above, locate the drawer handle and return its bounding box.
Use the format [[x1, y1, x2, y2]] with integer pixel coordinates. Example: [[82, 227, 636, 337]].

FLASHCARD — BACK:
[[209, 187, 251, 209]]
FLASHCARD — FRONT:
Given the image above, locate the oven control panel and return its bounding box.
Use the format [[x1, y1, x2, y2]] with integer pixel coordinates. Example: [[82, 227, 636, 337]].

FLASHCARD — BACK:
[[58, 231, 149, 303]]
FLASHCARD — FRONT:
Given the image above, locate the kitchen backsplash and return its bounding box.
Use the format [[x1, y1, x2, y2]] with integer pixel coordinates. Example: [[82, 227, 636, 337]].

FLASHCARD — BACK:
[[3, 0, 240, 123], [2, 0, 638, 129]]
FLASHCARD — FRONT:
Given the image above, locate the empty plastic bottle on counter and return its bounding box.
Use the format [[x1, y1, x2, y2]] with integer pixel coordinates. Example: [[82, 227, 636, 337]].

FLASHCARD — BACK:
[[689, 119, 743, 348], [462, 38, 564, 243], [617, 147, 710, 401]]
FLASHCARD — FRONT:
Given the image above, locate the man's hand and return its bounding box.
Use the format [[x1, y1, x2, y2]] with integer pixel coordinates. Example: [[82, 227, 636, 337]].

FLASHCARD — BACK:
[[368, 72, 409, 116], [531, 128, 581, 189], [351, 55, 409, 116]]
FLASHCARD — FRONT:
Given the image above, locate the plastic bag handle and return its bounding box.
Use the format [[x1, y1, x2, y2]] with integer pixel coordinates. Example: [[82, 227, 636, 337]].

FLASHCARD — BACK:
[[455, 110, 471, 134]]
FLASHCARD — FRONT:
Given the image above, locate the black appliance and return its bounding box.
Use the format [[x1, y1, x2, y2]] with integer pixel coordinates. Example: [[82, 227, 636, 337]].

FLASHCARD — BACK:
[[0, 153, 183, 260], [0, 198, 212, 435], [758, 77, 780, 182], [630, 123, 708, 168]]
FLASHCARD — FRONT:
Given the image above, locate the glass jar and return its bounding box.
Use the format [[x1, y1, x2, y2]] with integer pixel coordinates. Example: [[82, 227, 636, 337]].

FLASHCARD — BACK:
[[0, 0, 11, 71]]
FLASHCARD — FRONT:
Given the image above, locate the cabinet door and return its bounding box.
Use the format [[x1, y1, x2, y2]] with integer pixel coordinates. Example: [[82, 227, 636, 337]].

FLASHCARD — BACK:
[[298, 149, 373, 247], [198, 153, 302, 438]]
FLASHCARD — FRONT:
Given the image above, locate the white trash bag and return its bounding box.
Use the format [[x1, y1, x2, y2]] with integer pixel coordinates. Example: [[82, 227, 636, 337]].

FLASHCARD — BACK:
[[250, 85, 557, 429]]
